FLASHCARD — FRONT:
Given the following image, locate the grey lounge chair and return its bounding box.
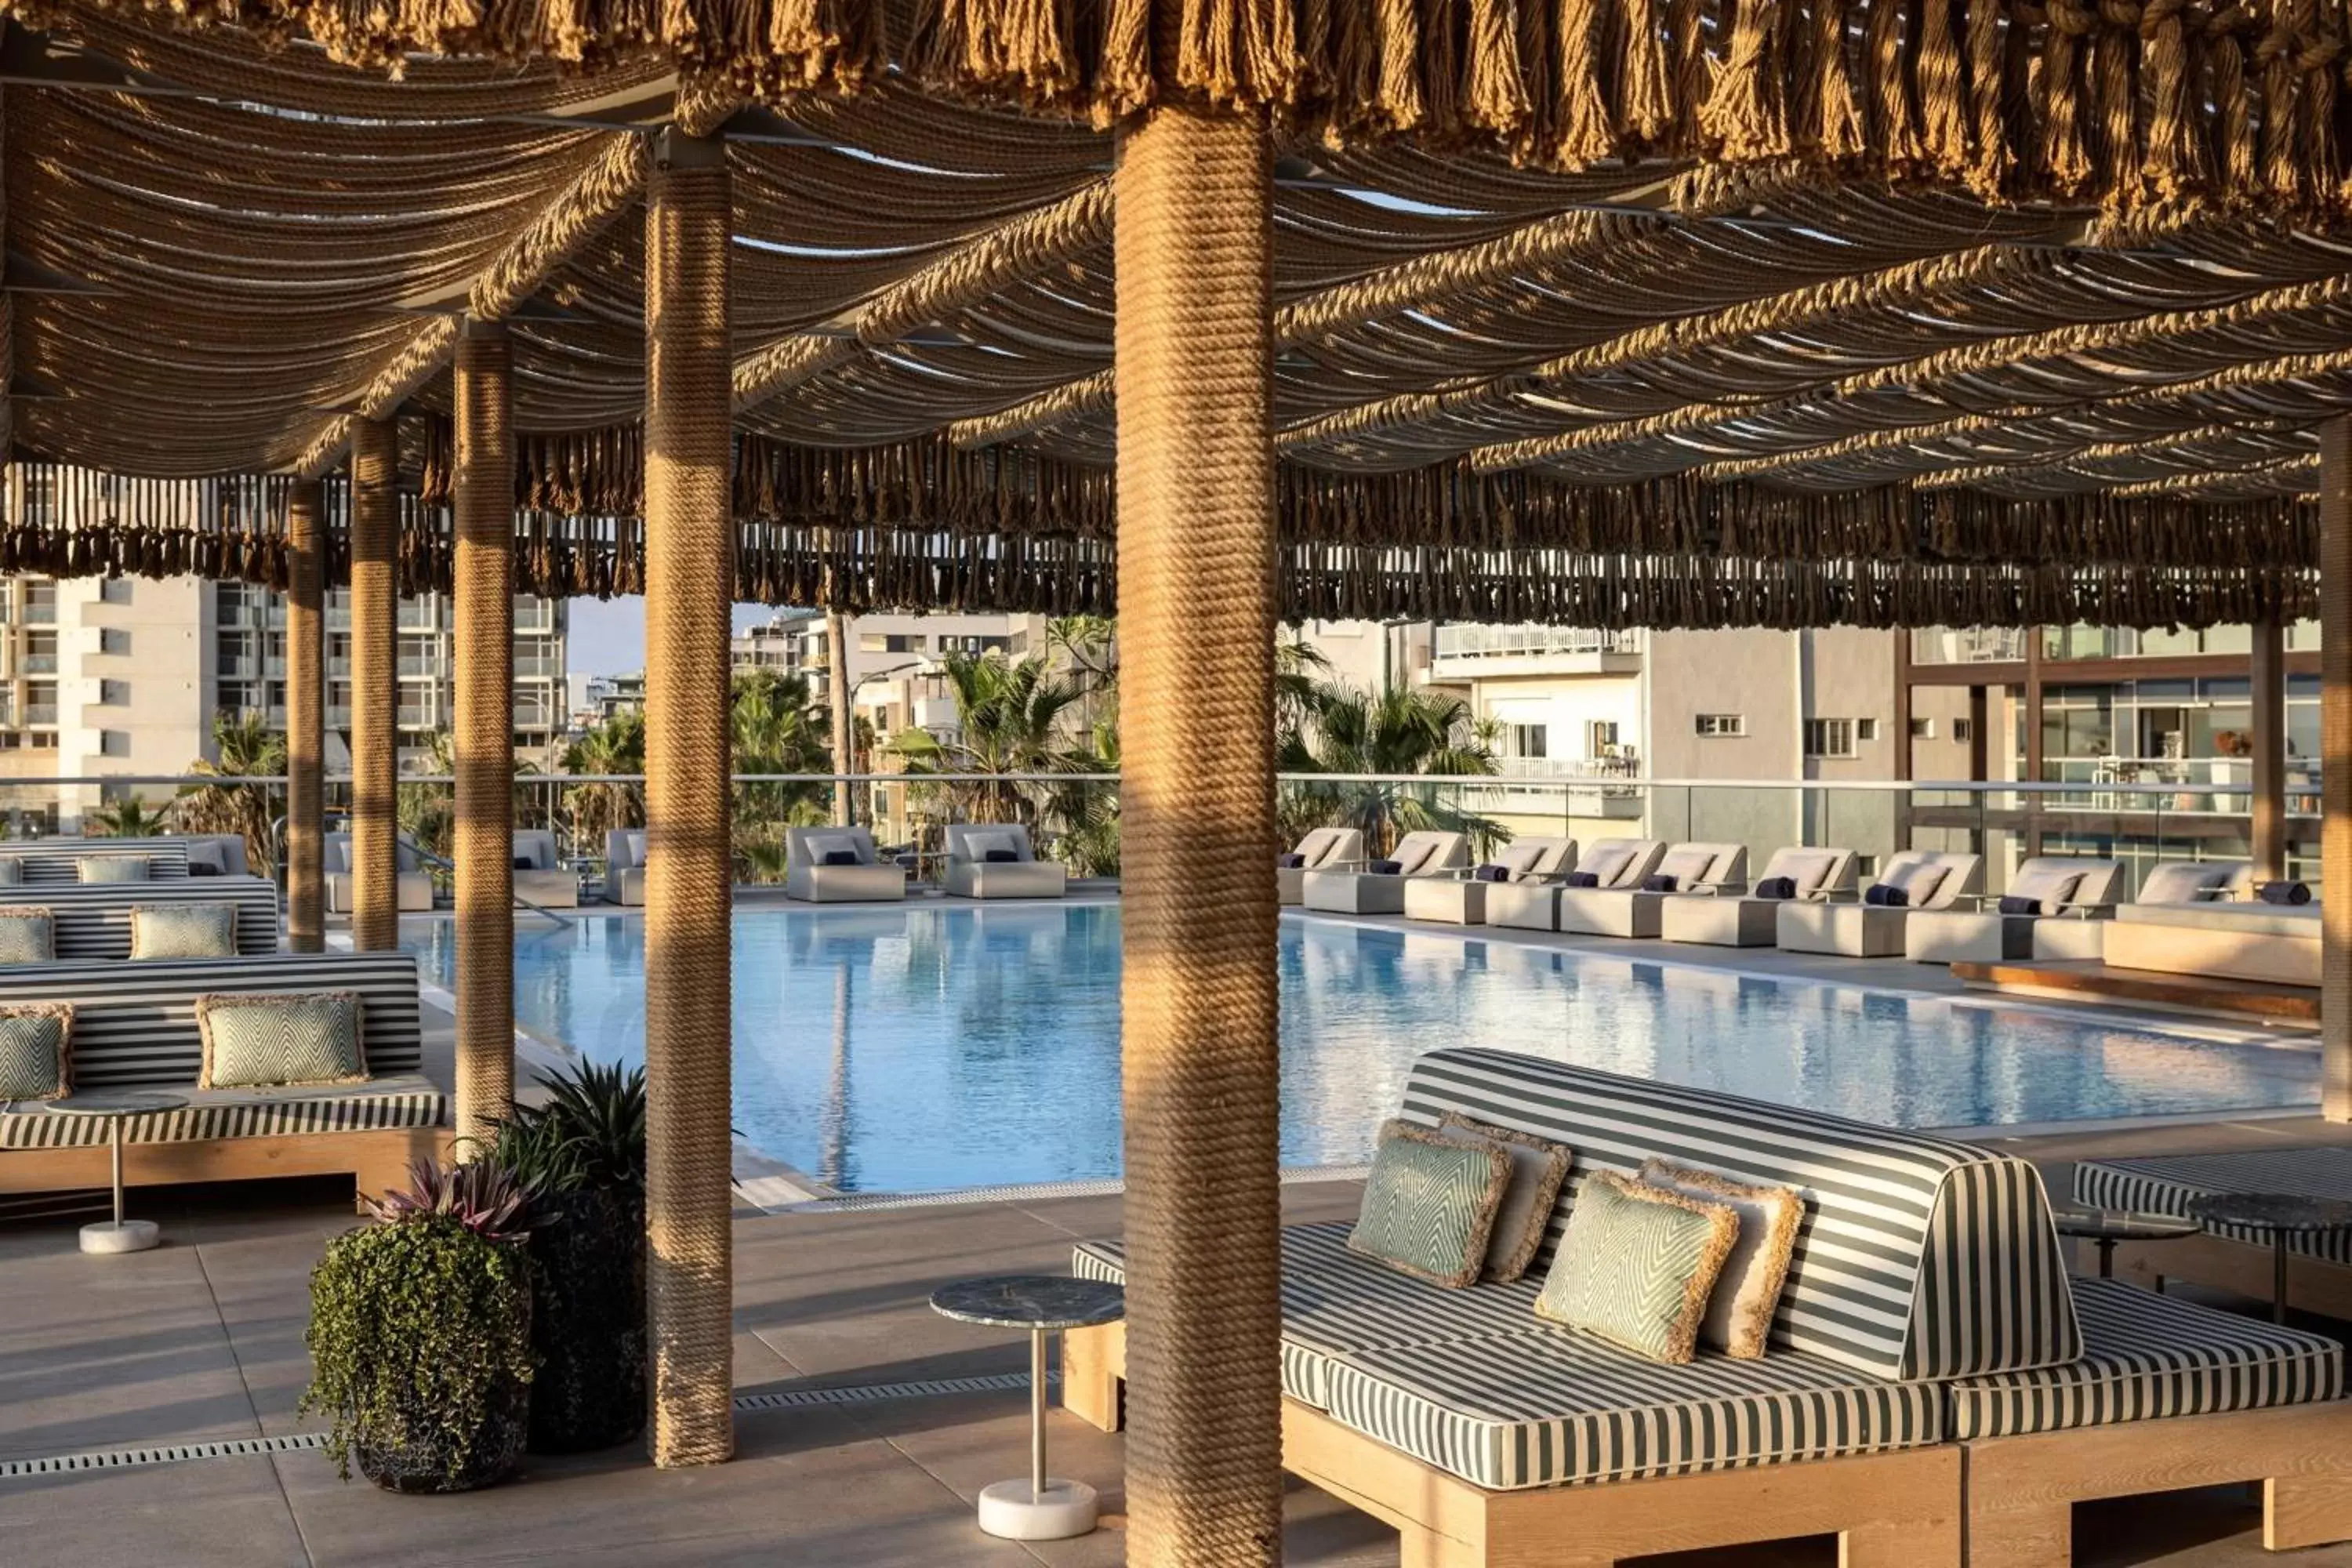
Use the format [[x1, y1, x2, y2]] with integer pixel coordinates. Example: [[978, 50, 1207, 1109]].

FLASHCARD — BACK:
[[1661, 846, 1857, 947], [1403, 837, 1576, 926], [604, 829, 647, 906], [1279, 827, 1364, 907], [1904, 856, 2128, 964], [786, 825, 907, 903], [945, 823, 1067, 899], [1558, 841, 1745, 939], [510, 830, 581, 909], [1777, 849, 1981, 958], [1301, 831, 1468, 915], [324, 831, 434, 913]]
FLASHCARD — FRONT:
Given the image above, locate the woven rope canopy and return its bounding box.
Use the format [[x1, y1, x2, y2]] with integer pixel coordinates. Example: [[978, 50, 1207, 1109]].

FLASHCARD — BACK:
[[1, 0, 2347, 626]]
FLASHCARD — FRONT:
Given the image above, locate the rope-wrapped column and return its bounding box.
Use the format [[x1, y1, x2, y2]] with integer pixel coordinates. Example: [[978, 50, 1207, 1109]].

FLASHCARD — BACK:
[[828, 610, 854, 825], [2324, 419, 2352, 1122], [285, 478, 325, 953], [453, 322, 514, 1145], [643, 129, 735, 1468], [2252, 615, 2288, 884], [348, 416, 401, 953], [1115, 102, 1283, 1566]]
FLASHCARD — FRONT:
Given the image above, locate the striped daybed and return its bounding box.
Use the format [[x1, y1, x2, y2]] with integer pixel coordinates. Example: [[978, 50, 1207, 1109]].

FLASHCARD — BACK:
[[2074, 1148, 2352, 1319], [0, 840, 192, 880], [0, 879, 281, 958], [1063, 1049, 2352, 1567], [0, 951, 445, 1202]]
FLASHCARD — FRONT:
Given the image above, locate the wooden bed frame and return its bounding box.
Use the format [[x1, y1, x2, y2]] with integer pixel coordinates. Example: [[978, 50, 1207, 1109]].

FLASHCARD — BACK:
[[2111, 1233, 2352, 1322], [1062, 1321, 1962, 1568], [0, 1127, 449, 1205]]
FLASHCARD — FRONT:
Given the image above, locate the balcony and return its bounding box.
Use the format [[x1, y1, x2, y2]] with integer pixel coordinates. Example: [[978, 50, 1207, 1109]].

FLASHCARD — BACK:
[[20, 655, 56, 674], [1429, 625, 1642, 679], [1910, 626, 2028, 664], [20, 606, 53, 626], [25, 705, 58, 726]]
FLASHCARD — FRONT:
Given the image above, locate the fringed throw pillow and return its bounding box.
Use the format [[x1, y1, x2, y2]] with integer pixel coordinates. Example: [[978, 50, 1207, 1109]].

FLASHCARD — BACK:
[[1436, 1112, 1572, 1283], [0, 909, 55, 964], [1638, 1158, 1803, 1359], [78, 855, 151, 884], [1534, 1171, 1739, 1363], [196, 992, 366, 1091], [0, 1004, 73, 1101], [130, 902, 240, 960], [1348, 1120, 1510, 1288]]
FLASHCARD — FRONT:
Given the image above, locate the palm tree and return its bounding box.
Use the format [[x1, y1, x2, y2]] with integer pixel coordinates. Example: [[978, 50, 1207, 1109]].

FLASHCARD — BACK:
[[561, 709, 644, 851], [728, 668, 833, 870], [88, 797, 172, 837], [397, 729, 456, 862], [887, 651, 1090, 828], [1278, 682, 1504, 857], [176, 712, 288, 876]]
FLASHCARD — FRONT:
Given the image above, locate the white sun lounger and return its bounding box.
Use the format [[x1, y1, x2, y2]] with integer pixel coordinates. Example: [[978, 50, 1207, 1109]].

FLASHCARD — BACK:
[[1278, 827, 1364, 906], [1402, 837, 1576, 925], [1777, 850, 1981, 958], [1904, 856, 2127, 964], [945, 823, 1068, 899], [1301, 830, 1468, 915], [1557, 841, 1745, 939], [1660, 846, 1856, 947], [1487, 837, 1661, 932], [786, 825, 908, 903]]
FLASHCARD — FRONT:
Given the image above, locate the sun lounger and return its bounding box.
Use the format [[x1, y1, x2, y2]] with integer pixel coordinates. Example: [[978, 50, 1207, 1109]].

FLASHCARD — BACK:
[[509, 830, 581, 909], [324, 832, 435, 914], [944, 823, 1067, 899], [1278, 827, 1364, 906], [1557, 841, 1744, 938], [1661, 846, 1856, 947], [1487, 837, 1661, 932], [2102, 883, 2318, 986], [604, 829, 647, 905], [784, 825, 907, 903], [2075, 1147, 2352, 1319], [0, 879, 281, 958], [2022, 858, 2247, 960], [1402, 837, 1575, 925], [1301, 830, 1468, 915], [1777, 849, 1980, 958], [0, 951, 441, 1201], [1902, 856, 2126, 964]]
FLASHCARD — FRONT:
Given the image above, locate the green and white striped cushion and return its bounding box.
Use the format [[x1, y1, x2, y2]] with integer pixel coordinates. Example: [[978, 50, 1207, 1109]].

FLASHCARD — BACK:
[[1944, 1277, 2343, 1439], [0, 882, 280, 960], [1399, 1048, 2080, 1379], [2075, 1149, 2352, 1265], [1348, 1123, 1509, 1287], [1319, 1332, 1944, 1490], [0, 1077, 445, 1147]]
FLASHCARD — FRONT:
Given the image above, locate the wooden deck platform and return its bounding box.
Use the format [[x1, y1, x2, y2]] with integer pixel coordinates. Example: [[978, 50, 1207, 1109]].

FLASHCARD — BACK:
[[1949, 958, 2319, 1024]]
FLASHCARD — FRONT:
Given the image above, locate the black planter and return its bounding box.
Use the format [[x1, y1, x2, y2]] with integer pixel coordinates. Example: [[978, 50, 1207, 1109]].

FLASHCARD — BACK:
[[354, 1361, 530, 1494], [526, 1187, 648, 1453]]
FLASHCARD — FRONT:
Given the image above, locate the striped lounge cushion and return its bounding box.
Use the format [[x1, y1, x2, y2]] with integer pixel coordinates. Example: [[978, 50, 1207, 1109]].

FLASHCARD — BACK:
[[1319, 1333, 1943, 1490], [1076, 1222, 1554, 1407], [0, 1076, 446, 1147], [0, 844, 191, 884], [0, 881, 280, 960], [1944, 1277, 2343, 1439], [2075, 1149, 2352, 1266], [1397, 1048, 2080, 1379]]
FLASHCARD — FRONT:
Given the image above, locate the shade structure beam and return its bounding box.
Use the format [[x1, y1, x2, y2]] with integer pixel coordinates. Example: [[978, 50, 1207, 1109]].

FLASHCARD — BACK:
[[641, 124, 735, 1470], [1115, 100, 1283, 1565], [452, 318, 515, 1146], [285, 476, 325, 953]]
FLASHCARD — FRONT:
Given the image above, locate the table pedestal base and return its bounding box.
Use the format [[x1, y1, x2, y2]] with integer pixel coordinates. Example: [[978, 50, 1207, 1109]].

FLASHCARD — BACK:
[[80, 1219, 159, 1255], [978, 1478, 1097, 1540]]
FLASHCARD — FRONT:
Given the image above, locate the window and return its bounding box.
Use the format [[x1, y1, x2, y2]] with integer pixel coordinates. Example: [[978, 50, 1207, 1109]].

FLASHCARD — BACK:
[[98, 680, 129, 706], [1508, 724, 1548, 759], [1952, 718, 1974, 743], [98, 579, 132, 605], [1694, 713, 1746, 738], [28, 732, 55, 750], [98, 730, 130, 758], [1909, 717, 1936, 739], [1855, 718, 1880, 742], [98, 628, 130, 657], [1585, 720, 1620, 757], [862, 633, 924, 654], [1804, 718, 1858, 758]]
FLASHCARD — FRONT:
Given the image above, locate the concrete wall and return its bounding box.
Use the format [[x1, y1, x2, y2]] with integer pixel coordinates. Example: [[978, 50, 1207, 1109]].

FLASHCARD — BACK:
[[1644, 630, 1802, 866]]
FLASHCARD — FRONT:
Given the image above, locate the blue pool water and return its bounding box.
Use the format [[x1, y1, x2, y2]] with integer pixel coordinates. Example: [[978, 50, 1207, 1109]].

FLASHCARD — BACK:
[[406, 904, 2319, 1193]]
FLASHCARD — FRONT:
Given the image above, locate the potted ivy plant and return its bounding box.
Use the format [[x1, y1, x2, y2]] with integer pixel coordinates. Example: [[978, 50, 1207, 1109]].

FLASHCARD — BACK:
[[490, 1061, 648, 1453], [302, 1158, 537, 1493]]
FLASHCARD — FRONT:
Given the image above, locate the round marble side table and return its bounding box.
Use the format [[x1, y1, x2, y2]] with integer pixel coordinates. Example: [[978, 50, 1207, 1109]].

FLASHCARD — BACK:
[[2187, 1192, 2352, 1323], [42, 1091, 188, 1254], [929, 1274, 1126, 1541], [2049, 1206, 2202, 1279]]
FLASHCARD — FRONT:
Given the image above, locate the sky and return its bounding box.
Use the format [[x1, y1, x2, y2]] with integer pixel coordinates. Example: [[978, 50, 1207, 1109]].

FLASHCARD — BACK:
[[568, 597, 794, 677]]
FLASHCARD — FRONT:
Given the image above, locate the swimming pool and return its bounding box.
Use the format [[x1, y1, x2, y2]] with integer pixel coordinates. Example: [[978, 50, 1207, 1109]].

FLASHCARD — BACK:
[[405, 903, 2318, 1193]]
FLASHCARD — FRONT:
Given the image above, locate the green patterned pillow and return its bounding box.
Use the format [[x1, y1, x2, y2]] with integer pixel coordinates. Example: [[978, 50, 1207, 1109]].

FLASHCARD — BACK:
[[1534, 1169, 1740, 1363], [1347, 1120, 1511, 1287], [78, 855, 151, 884], [0, 1004, 72, 1101], [130, 903, 241, 960], [197, 991, 366, 1090], [0, 909, 54, 964]]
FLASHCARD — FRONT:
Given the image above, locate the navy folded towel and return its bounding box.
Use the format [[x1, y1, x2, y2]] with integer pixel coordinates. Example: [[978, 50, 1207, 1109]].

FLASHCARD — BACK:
[[1863, 884, 1909, 907], [1277, 852, 1306, 869], [1755, 877, 1797, 900], [823, 849, 861, 866], [1368, 858, 1403, 875], [1564, 871, 1600, 888], [1642, 873, 1678, 893], [984, 848, 1019, 863], [2258, 880, 2313, 906], [188, 862, 221, 877], [512, 855, 535, 869], [1473, 864, 1511, 882], [1997, 895, 2040, 916]]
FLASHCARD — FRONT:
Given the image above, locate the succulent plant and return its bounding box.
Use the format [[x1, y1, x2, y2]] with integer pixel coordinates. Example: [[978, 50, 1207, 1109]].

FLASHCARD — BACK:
[[488, 1061, 647, 1199], [365, 1156, 540, 1244]]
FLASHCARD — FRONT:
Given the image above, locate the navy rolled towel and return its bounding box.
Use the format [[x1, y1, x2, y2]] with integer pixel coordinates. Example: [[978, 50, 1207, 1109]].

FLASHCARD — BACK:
[[513, 855, 535, 869], [188, 862, 221, 877], [984, 848, 1019, 863], [1997, 895, 2040, 916], [1564, 871, 1601, 888], [1755, 876, 1797, 900], [823, 849, 861, 866], [1642, 873, 1678, 893], [2259, 880, 2313, 906], [1368, 858, 1403, 875], [1473, 864, 1511, 882], [1864, 884, 1909, 907], [1277, 852, 1306, 869]]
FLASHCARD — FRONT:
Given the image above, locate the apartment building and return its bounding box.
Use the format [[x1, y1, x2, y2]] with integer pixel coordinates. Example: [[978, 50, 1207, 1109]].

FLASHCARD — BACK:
[[212, 583, 570, 771]]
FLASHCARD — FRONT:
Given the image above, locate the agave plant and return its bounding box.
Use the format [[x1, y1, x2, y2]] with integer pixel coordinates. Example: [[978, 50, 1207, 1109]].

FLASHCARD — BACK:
[[365, 1157, 539, 1244], [492, 1061, 647, 1197]]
